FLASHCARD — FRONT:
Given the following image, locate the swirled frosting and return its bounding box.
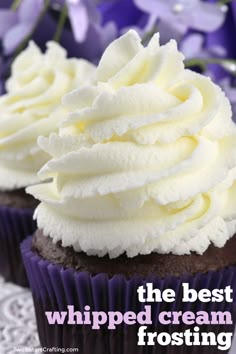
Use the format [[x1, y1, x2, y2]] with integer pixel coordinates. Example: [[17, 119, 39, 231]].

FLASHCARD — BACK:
[[28, 30, 236, 257], [0, 41, 95, 190]]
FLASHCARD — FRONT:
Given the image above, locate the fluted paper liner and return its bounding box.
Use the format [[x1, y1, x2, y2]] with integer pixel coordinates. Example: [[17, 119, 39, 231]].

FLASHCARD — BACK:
[[0, 205, 36, 286], [21, 236, 236, 354]]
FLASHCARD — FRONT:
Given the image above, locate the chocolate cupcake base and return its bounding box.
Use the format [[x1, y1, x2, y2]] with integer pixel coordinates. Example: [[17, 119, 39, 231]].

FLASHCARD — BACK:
[[21, 233, 236, 353], [33, 229, 236, 278], [0, 189, 37, 287]]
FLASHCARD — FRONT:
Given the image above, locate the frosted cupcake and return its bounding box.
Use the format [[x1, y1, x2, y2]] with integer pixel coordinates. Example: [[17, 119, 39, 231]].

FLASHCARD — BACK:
[[22, 31, 236, 352], [0, 41, 95, 286]]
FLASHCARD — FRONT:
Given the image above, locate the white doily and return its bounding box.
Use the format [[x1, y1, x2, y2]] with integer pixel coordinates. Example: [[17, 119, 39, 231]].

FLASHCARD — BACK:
[[0, 276, 39, 354], [0, 275, 236, 354]]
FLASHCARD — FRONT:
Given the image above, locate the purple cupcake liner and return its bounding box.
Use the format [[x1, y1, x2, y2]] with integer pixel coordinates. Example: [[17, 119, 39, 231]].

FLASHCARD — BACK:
[[0, 205, 36, 287], [21, 236, 236, 354]]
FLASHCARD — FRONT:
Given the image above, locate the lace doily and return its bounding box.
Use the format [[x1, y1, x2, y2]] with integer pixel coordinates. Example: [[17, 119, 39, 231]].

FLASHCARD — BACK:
[[0, 276, 39, 354], [0, 275, 236, 354]]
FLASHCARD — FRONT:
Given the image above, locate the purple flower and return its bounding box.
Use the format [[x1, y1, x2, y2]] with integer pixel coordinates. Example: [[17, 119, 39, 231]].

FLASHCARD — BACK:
[[66, 0, 100, 43], [63, 0, 147, 61], [181, 33, 226, 60], [0, 0, 44, 55], [65, 0, 117, 59], [205, 3, 236, 80], [28, 0, 117, 62], [0, 0, 148, 90], [134, 0, 226, 44], [43, 0, 146, 62]]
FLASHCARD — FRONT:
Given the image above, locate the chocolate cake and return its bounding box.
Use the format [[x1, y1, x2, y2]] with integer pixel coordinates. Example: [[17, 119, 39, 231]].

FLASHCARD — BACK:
[[33, 229, 236, 279]]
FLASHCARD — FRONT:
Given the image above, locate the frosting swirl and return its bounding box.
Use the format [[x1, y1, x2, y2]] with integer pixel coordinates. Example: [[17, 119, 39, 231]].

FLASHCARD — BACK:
[[28, 30, 236, 258], [0, 41, 95, 190]]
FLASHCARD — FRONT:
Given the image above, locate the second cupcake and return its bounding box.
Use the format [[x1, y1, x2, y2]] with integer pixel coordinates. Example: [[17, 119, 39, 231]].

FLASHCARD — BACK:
[[0, 41, 95, 286]]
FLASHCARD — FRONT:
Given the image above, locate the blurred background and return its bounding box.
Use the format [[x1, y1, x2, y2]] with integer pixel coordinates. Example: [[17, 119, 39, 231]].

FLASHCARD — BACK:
[[1, 0, 236, 116]]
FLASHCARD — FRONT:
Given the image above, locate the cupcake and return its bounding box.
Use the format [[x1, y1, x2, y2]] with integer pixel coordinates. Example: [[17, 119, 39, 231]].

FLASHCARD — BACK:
[[22, 30, 236, 353], [0, 41, 95, 286]]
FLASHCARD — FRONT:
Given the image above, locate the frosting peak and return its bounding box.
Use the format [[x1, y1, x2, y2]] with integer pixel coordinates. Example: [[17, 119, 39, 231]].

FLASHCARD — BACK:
[[0, 41, 95, 190], [28, 31, 236, 258]]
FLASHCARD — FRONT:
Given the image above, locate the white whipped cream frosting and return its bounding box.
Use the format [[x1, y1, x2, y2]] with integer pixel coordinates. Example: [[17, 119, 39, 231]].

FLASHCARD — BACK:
[[28, 30, 236, 258], [0, 41, 95, 190]]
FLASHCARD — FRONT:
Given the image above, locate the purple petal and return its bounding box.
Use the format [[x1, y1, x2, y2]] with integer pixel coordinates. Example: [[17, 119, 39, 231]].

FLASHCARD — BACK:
[[94, 21, 117, 49], [183, 2, 226, 32], [134, 0, 167, 16], [82, 0, 100, 24], [135, 0, 226, 34], [210, 44, 227, 57], [3, 23, 33, 55], [18, 0, 44, 23], [180, 34, 204, 59], [66, 0, 89, 42], [158, 18, 187, 43], [0, 10, 18, 38]]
